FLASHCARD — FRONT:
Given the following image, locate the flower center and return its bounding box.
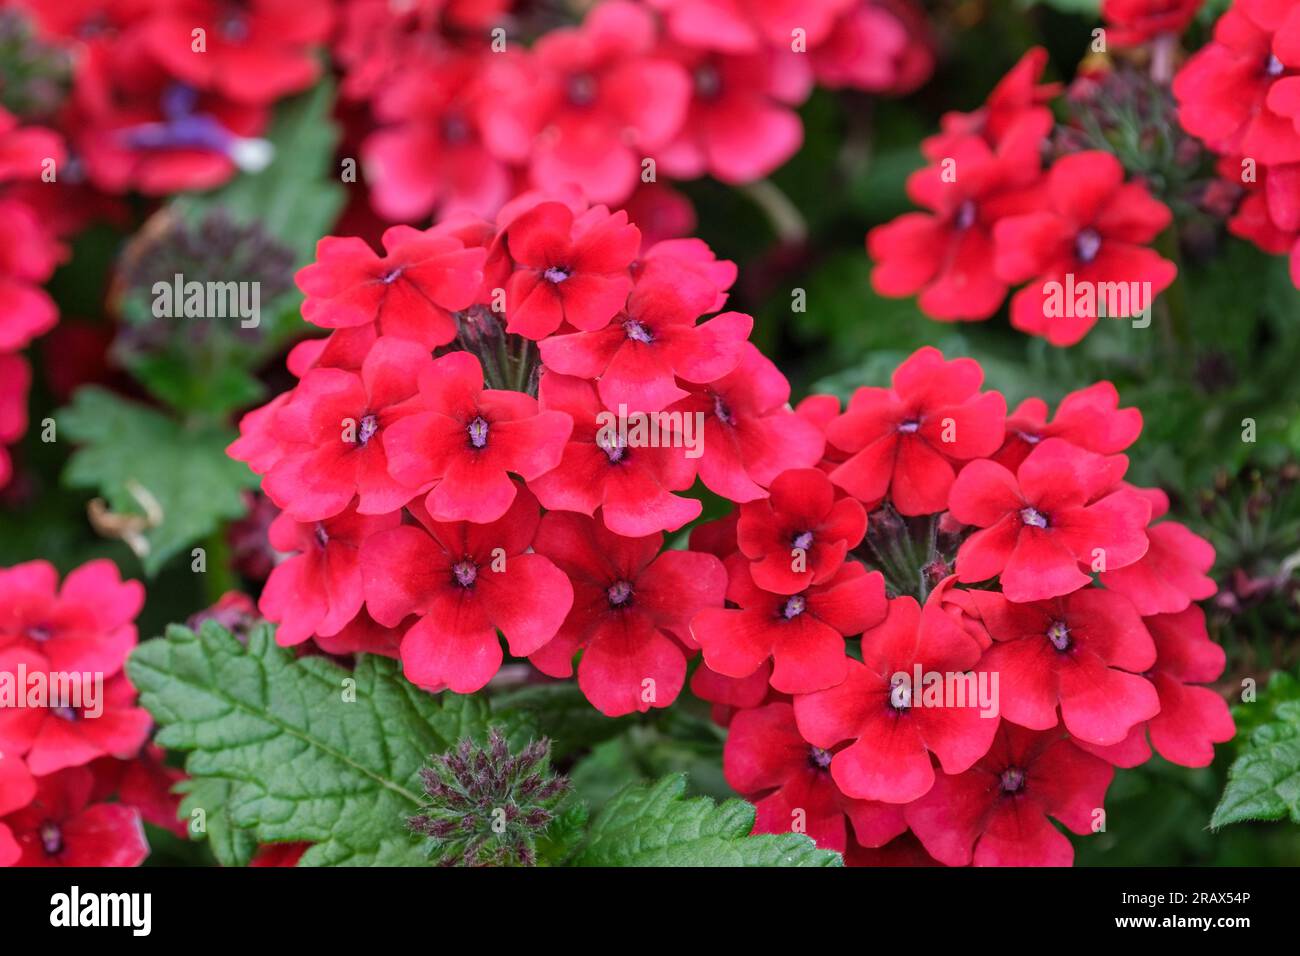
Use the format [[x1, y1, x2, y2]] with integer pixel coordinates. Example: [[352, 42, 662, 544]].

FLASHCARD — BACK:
[[623, 319, 654, 343], [1020, 506, 1048, 529], [954, 200, 977, 230], [543, 266, 571, 284], [52, 706, 78, 722], [452, 560, 478, 588], [607, 580, 634, 607], [782, 595, 806, 619], [382, 267, 403, 284], [441, 113, 471, 146], [357, 414, 379, 446], [1046, 620, 1071, 651], [890, 674, 913, 711], [26, 625, 52, 643], [467, 416, 490, 449], [566, 73, 597, 107], [694, 64, 722, 99], [597, 431, 627, 463], [1000, 767, 1026, 793], [809, 746, 833, 770], [1017, 430, 1041, 444], [792, 530, 814, 551], [1074, 227, 1102, 264], [897, 419, 921, 434], [39, 821, 63, 856], [713, 393, 736, 426], [1266, 54, 1285, 77], [314, 523, 329, 548], [219, 13, 249, 42]]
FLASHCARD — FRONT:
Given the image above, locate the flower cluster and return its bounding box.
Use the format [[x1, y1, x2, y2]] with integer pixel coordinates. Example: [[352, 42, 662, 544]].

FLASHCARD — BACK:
[[869, 46, 1181, 345], [1173, 0, 1300, 286], [339, 0, 933, 221], [704, 347, 1234, 864], [0, 559, 175, 866]]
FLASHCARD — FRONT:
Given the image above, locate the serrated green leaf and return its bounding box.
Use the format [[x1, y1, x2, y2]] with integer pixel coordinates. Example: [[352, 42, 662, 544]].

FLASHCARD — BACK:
[[128, 620, 503, 866], [57, 387, 258, 574], [1212, 701, 1300, 829], [175, 776, 257, 867], [572, 774, 841, 867]]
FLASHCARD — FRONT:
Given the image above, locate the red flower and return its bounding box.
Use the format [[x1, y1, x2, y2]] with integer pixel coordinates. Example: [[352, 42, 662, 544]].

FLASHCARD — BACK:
[[724, 702, 906, 853], [1079, 607, 1235, 769], [528, 511, 726, 716], [736, 467, 867, 594], [669, 343, 825, 503], [262, 337, 431, 522], [826, 347, 1006, 515], [258, 502, 401, 648], [360, 487, 573, 693], [1103, 0, 1203, 46], [1099, 489, 1216, 616], [949, 438, 1151, 602], [0, 750, 36, 865], [964, 588, 1160, 745], [538, 274, 752, 412], [690, 660, 773, 727], [655, 45, 811, 184], [1173, 0, 1300, 165], [480, 2, 691, 204], [994, 151, 1176, 345], [652, 0, 855, 53], [792, 596, 994, 803], [0, 197, 63, 352], [869, 117, 1044, 320], [140, 0, 331, 105], [0, 559, 143, 676], [502, 201, 640, 339], [296, 227, 485, 348], [691, 561, 887, 694], [531, 371, 701, 536], [811, 0, 934, 95], [0, 647, 152, 776], [0, 767, 148, 867], [994, 381, 1142, 472], [384, 351, 573, 524], [904, 724, 1113, 866]]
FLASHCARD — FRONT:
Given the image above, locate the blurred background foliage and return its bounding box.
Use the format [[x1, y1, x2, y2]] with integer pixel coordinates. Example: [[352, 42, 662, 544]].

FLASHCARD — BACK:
[[2, 0, 1297, 865]]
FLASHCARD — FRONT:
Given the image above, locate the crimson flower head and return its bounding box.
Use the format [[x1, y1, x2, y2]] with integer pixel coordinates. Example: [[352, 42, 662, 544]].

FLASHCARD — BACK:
[[994, 150, 1176, 345], [724, 702, 906, 854], [949, 438, 1151, 602], [1103, 0, 1203, 46], [904, 724, 1113, 866], [792, 595, 994, 804], [503, 201, 640, 339], [994, 381, 1142, 472], [384, 351, 572, 524], [528, 511, 727, 717], [966, 588, 1160, 745], [296, 226, 486, 348], [361, 486, 573, 694], [257, 502, 401, 648], [826, 347, 1006, 515], [481, 1, 690, 204], [669, 343, 826, 503], [1099, 489, 1216, 615], [736, 467, 867, 594], [652, 0, 855, 53], [0, 767, 148, 867], [531, 372, 701, 536], [538, 272, 753, 412], [262, 337, 431, 522], [140, 0, 332, 104], [692, 560, 887, 694]]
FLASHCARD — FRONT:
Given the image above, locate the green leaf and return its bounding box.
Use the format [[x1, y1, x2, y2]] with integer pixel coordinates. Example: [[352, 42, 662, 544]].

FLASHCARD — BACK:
[[57, 387, 258, 574], [175, 776, 258, 867], [128, 620, 500, 866], [1211, 701, 1300, 829], [572, 774, 841, 867]]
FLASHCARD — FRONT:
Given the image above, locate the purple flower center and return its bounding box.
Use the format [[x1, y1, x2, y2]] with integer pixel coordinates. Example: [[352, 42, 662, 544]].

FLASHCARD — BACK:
[[954, 200, 977, 230], [1020, 507, 1048, 529], [441, 113, 471, 146], [792, 530, 814, 551], [890, 674, 913, 711], [1266, 54, 1285, 77], [1047, 620, 1071, 651], [694, 64, 722, 99], [52, 706, 78, 722], [1017, 430, 1042, 445], [1074, 227, 1102, 264], [566, 73, 598, 107], [26, 625, 52, 643], [219, 14, 249, 42], [1000, 767, 1026, 793], [314, 524, 329, 548], [452, 560, 478, 588], [782, 595, 806, 619], [607, 580, 634, 607], [713, 393, 736, 426], [357, 414, 379, 446], [624, 319, 654, 343], [382, 267, 403, 284], [597, 431, 627, 464], [543, 266, 571, 284], [467, 416, 490, 449], [809, 746, 833, 770], [897, 419, 921, 434], [39, 821, 63, 856]]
